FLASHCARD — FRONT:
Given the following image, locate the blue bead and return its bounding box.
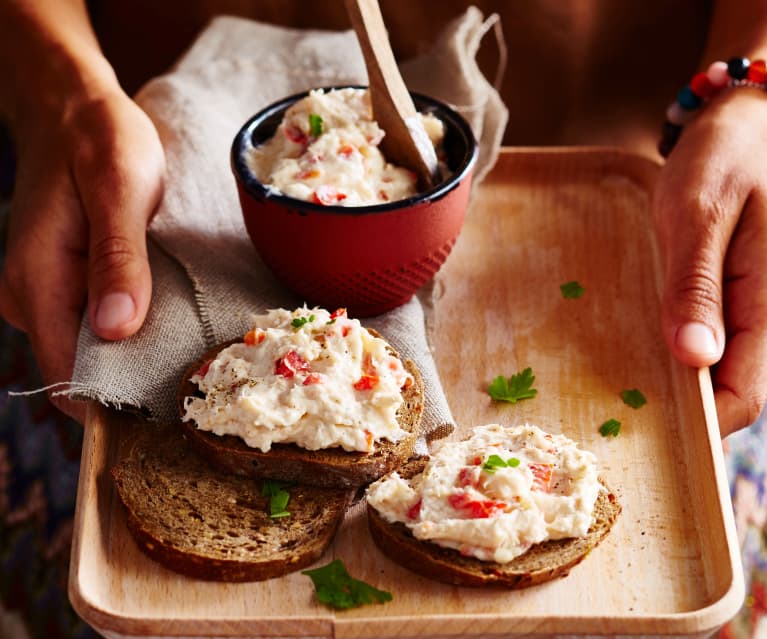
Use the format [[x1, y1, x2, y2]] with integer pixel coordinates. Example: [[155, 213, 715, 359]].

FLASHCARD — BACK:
[[677, 86, 702, 110], [727, 57, 750, 80]]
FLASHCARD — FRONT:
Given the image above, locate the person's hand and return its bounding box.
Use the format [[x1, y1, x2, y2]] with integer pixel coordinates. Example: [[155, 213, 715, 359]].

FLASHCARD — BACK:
[[653, 88, 767, 437], [0, 87, 165, 422]]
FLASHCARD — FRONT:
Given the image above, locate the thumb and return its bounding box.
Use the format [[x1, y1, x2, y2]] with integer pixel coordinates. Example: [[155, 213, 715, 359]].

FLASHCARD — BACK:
[[87, 219, 153, 341], [71, 97, 165, 341], [655, 190, 732, 369], [81, 146, 163, 341]]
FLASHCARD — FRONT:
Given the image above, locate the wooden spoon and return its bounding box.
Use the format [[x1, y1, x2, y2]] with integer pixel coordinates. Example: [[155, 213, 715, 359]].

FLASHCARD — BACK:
[[345, 0, 438, 189]]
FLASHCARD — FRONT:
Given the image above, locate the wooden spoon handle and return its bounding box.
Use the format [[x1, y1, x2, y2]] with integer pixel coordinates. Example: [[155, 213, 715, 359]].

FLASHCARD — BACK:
[[345, 0, 437, 188]]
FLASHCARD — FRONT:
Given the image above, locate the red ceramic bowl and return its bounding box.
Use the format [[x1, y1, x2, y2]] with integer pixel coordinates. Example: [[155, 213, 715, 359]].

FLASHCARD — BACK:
[[231, 87, 478, 317]]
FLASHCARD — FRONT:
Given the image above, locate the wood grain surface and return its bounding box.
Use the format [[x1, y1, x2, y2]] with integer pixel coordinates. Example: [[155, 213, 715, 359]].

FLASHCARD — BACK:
[[68, 149, 744, 639]]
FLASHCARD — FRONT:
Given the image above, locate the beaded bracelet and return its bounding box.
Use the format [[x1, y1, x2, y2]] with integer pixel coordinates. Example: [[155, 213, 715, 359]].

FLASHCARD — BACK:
[[659, 56, 767, 158]]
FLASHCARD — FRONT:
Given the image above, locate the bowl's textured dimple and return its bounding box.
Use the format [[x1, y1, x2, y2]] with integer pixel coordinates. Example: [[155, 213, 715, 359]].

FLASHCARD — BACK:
[[270, 236, 459, 317], [231, 87, 478, 317]]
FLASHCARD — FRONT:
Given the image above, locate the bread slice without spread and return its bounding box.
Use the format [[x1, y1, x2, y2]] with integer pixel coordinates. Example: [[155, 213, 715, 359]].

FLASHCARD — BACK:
[[177, 334, 424, 489], [367, 457, 621, 589], [111, 424, 353, 582]]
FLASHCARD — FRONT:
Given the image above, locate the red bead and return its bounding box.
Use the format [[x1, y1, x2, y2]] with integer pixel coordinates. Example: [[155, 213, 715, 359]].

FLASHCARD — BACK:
[[689, 72, 716, 98], [747, 59, 767, 83]]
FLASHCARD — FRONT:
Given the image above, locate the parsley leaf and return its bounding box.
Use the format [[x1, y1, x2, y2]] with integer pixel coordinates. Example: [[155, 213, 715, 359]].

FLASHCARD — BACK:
[[560, 281, 585, 299], [291, 314, 315, 329], [482, 454, 521, 474], [302, 559, 392, 609], [599, 418, 621, 437], [309, 113, 324, 137], [621, 388, 647, 409], [261, 479, 293, 518], [488, 367, 538, 403]]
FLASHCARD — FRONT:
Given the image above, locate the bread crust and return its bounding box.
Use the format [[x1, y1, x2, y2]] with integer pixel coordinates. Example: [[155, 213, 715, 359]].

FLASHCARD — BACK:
[[112, 424, 353, 582], [366, 458, 621, 588], [177, 332, 424, 488]]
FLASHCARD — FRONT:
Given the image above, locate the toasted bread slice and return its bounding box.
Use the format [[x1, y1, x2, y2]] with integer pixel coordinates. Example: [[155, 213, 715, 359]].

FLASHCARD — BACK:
[[177, 334, 424, 489], [111, 424, 352, 582], [367, 457, 621, 588]]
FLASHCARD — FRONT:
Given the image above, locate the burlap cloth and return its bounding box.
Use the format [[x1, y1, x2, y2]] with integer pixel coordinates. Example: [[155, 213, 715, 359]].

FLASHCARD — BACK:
[[67, 7, 507, 449]]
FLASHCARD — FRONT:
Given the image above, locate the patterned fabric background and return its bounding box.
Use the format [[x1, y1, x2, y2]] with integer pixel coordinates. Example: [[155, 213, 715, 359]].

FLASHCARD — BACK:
[[0, 232, 100, 636], [721, 408, 767, 639], [1, 206, 766, 639]]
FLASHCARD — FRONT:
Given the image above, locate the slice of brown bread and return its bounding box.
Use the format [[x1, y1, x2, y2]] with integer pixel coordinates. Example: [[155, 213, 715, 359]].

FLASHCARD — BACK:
[[177, 332, 424, 489], [367, 457, 621, 588], [111, 423, 353, 582]]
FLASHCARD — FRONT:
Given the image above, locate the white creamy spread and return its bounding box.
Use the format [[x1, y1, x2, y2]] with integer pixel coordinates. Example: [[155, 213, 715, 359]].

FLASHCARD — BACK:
[[366, 423, 602, 563], [182, 307, 413, 453], [246, 88, 445, 206]]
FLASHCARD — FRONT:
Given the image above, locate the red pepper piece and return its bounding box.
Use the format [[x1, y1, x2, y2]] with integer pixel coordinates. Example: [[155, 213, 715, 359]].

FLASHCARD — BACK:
[[458, 467, 480, 487], [243, 328, 265, 345], [353, 374, 379, 391], [312, 185, 347, 206], [296, 168, 321, 180], [529, 463, 553, 492], [194, 359, 212, 378], [302, 373, 323, 386], [354, 353, 379, 390], [274, 350, 311, 378], [284, 125, 308, 145], [448, 492, 506, 519], [406, 499, 422, 520]]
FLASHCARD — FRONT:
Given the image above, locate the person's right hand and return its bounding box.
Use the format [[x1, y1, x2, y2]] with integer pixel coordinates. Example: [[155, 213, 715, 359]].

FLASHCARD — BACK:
[[653, 88, 767, 437], [0, 86, 165, 422]]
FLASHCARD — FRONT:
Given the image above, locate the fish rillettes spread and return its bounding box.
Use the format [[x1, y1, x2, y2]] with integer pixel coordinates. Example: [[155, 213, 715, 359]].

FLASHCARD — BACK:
[[246, 88, 445, 206], [182, 307, 413, 453], [366, 424, 603, 563]]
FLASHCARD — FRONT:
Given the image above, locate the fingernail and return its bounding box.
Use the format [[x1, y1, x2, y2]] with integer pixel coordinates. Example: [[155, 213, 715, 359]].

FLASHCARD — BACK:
[[675, 321, 720, 359], [94, 292, 136, 332]]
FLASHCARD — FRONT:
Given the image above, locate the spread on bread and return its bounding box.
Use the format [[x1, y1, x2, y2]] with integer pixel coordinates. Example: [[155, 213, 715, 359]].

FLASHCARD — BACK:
[[366, 423, 603, 563], [182, 307, 413, 453], [246, 87, 444, 205]]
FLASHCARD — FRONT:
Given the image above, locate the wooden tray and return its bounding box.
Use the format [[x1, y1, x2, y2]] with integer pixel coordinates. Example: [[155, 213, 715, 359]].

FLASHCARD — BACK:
[[69, 149, 744, 638]]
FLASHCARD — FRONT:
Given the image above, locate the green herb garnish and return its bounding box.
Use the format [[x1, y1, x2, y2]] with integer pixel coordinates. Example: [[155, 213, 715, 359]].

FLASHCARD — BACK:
[[621, 388, 647, 409], [261, 479, 293, 518], [560, 281, 585, 299], [488, 367, 538, 403], [482, 454, 521, 474], [291, 314, 315, 328], [302, 559, 392, 609], [599, 418, 621, 438], [309, 113, 324, 137]]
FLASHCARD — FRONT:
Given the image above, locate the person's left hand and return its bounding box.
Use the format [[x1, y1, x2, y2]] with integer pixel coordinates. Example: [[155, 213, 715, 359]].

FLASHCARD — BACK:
[[0, 86, 165, 423], [653, 88, 767, 437]]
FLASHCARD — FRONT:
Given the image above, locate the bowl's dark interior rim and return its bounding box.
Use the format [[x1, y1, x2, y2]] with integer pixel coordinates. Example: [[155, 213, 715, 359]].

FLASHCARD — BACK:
[[231, 87, 479, 216]]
